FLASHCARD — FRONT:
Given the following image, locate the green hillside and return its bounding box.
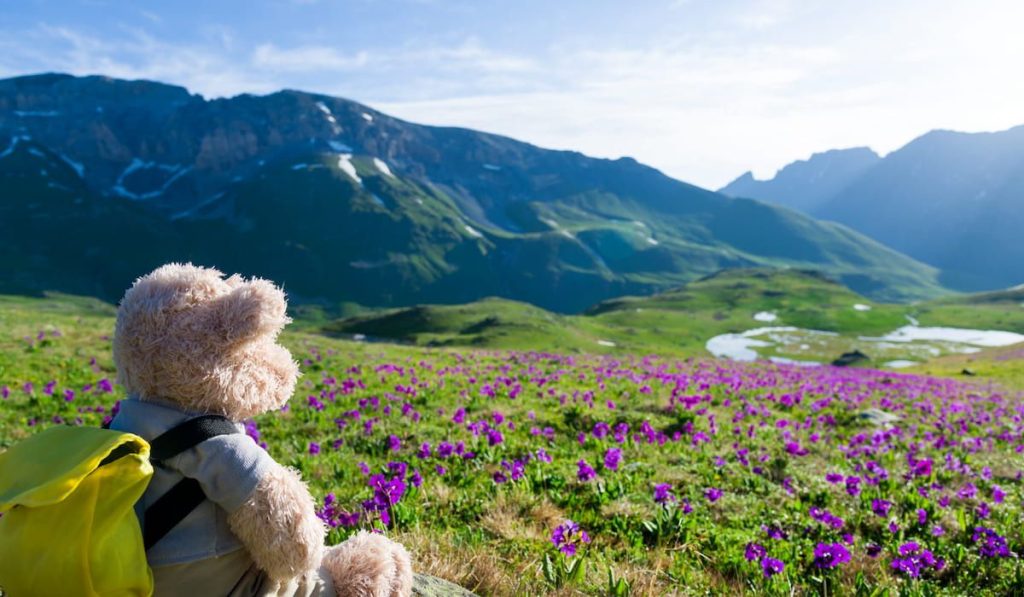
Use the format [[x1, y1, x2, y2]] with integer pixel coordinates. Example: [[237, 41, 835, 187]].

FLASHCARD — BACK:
[[1, 73, 948, 313], [4, 290, 1024, 595], [325, 269, 1024, 364]]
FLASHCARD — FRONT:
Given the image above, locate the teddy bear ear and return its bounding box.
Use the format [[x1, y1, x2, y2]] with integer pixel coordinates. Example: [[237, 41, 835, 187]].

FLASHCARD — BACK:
[[210, 277, 291, 343]]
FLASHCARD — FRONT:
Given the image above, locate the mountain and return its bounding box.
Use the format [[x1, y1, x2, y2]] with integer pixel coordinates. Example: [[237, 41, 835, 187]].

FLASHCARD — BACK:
[[720, 126, 1024, 292], [0, 73, 944, 312], [720, 147, 879, 212]]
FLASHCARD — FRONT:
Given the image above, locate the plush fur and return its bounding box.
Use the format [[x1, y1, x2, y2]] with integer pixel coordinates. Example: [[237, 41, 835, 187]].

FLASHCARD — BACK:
[[114, 263, 300, 420], [227, 464, 326, 581], [114, 263, 414, 596], [323, 531, 414, 597]]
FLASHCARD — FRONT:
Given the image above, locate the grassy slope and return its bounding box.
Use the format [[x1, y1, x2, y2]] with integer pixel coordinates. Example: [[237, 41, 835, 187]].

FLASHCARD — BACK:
[[910, 342, 1024, 391], [325, 269, 1024, 361], [4, 292, 1024, 596]]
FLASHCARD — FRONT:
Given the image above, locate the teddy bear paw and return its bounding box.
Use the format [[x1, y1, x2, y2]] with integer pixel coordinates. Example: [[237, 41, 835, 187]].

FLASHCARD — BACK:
[[323, 530, 413, 597]]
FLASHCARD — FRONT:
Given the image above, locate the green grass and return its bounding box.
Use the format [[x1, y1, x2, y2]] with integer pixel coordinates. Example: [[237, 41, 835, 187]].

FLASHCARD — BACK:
[[324, 269, 1024, 365], [910, 343, 1024, 391], [5, 291, 1024, 595]]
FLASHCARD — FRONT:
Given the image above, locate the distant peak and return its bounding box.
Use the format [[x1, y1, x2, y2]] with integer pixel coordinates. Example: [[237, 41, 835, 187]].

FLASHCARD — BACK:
[[807, 146, 880, 161], [718, 170, 757, 195]]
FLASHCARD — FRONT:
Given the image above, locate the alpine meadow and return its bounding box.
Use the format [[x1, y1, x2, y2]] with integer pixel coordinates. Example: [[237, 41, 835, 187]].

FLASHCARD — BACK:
[[2, 2, 1024, 596]]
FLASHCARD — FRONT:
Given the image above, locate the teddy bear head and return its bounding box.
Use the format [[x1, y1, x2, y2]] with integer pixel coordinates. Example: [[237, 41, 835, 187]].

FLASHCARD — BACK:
[[112, 263, 300, 420]]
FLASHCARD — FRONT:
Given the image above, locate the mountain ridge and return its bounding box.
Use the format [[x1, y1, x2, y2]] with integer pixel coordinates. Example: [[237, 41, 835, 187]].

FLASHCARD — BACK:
[[0, 72, 945, 312], [719, 125, 1024, 291]]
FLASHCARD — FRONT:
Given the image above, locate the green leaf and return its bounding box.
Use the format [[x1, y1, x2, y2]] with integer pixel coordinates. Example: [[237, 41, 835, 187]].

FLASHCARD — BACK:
[[568, 558, 587, 584], [542, 553, 557, 586]]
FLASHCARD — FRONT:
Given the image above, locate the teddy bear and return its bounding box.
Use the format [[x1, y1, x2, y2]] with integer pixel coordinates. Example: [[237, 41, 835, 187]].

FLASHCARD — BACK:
[[107, 262, 414, 597]]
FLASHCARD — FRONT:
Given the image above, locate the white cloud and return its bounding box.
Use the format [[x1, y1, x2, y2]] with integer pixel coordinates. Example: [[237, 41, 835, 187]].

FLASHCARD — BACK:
[[0, 25, 276, 98], [4, 1, 1024, 190], [252, 44, 371, 72]]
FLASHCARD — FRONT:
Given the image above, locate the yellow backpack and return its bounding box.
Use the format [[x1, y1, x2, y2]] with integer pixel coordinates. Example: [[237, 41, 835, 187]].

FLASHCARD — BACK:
[[0, 416, 237, 597]]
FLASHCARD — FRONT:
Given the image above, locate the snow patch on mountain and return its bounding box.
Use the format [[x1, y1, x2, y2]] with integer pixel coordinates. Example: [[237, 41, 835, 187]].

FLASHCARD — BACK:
[[171, 192, 225, 221], [315, 101, 336, 123], [60, 154, 85, 178], [541, 217, 575, 240], [337, 154, 362, 185], [373, 158, 394, 178], [112, 158, 191, 200], [0, 136, 31, 159]]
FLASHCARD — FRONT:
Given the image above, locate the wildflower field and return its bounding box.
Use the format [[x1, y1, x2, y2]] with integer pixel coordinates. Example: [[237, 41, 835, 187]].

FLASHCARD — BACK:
[[3, 296, 1024, 595]]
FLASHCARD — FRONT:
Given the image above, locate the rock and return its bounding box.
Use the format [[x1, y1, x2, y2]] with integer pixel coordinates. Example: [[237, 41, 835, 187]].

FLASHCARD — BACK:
[[858, 408, 900, 426], [412, 574, 479, 597], [831, 350, 870, 367]]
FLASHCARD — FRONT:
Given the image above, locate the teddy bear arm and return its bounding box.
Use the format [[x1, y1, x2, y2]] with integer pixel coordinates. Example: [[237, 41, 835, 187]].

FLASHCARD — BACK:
[[227, 463, 327, 582]]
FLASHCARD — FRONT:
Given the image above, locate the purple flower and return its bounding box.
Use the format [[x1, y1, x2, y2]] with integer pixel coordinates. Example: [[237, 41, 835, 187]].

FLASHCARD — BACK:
[[366, 473, 406, 510], [871, 499, 893, 517], [973, 526, 1012, 558], [813, 543, 851, 569], [891, 557, 921, 578], [744, 542, 767, 561], [576, 459, 597, 482], [603, 447, 622, 471], [763, 524, 788, 540], [899, 542, 921, 556], [762, 557, 785, 578], [387, 435, 402, 452], [910, 458, 932, 478], [308, 442, 321, 455], [958, 483, 978, 500], [653, 483, 675, 504], [705, 487, 723, 502], [891, 542, 943, 578], [551, 520, 590, 557]]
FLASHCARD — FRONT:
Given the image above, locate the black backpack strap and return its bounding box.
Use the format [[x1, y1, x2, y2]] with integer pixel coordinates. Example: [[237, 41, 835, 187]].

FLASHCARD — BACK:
[[148, 415, 239, 464], [143, 415, 238, 551]]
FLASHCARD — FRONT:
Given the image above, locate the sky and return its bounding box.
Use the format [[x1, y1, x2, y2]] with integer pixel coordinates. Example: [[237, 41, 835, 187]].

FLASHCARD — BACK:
[[1, 0, 1022, 189]]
